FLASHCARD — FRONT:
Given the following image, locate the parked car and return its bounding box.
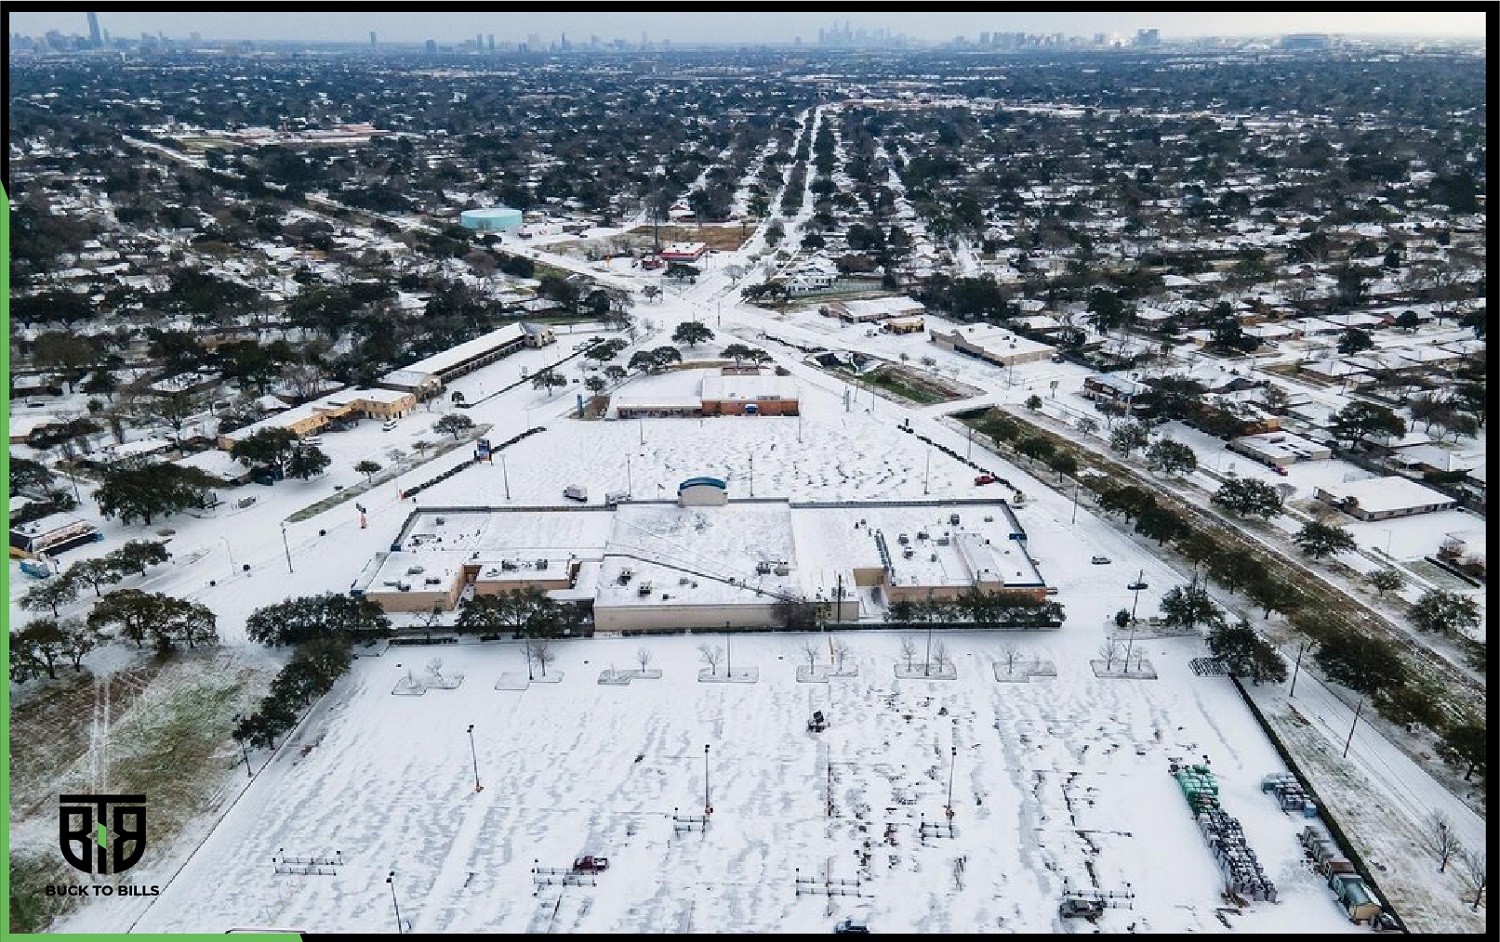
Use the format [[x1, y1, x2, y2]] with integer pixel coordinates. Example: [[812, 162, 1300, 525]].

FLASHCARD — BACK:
[[564, 485, 588, 503], [1090, 556, 1111, 565], [1128, 581, 1149, 591], [1273, 465, 1289, 476], [974, 474, 998, 486], [833, 918, 870, 934]]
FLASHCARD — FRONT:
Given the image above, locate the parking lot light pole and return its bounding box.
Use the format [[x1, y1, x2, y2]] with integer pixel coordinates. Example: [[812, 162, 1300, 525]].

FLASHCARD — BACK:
[[946, 745, 957, 816], [467, 724, 482, 792], [386, 870, 403, 933], [281, 523, 294, 574], [704, 744, 712, 816], [1130, 569, 1145, 622]]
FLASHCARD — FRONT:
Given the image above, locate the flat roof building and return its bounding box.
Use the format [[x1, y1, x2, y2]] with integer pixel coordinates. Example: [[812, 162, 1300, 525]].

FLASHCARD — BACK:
[[930, 324, 1055, 367], [378, 323, 553, 397], [1313, 476, 1457, 521], [354, 499, 1047, 628], [218, 387, 416, 450]]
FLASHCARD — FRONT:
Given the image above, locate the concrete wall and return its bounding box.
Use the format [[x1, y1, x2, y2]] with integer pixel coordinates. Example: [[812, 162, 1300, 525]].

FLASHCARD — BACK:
[[594, 601, 780, 632]]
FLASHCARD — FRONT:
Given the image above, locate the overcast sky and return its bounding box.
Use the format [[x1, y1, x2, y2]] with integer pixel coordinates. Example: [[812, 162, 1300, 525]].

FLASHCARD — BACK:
[[9, 11, 1489, 44]]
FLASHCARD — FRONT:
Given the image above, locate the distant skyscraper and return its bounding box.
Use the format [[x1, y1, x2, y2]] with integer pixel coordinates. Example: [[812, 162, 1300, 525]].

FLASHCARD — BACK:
[[487, 34, 495, 52], [86, 11, 102, 48], [370, 31, 377, 47], [1135, 28, 1160, 47], [424, 38, 437, 54]]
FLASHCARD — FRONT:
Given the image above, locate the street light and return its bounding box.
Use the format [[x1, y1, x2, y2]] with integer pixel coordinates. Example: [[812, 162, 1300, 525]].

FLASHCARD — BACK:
[[500, 454, 511, 501], [386, 870, 404, 933], [1071, 478, 1082, 525], [281, 523, 294, 574], [221, 537, 236, 577], [467, 724, 482, 792]]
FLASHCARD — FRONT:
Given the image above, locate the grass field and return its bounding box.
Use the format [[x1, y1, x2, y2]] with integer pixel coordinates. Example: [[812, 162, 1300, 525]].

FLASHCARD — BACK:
[[7, 653, 276, 932]]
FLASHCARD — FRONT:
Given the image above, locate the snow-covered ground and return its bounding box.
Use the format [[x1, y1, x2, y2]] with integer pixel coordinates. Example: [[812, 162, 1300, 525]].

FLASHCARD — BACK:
[[18, 198, 1486, 935], [74, 631, 1373, 935]]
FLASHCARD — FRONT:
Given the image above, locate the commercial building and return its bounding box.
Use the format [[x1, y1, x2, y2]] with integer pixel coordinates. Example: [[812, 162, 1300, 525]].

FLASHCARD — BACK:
[[1313, 477, 1458, 521], [613, 368, 800, 418], [217, 387, 417, 450], [459, 207, 524, 231], [929, 324, 1055, 367], [378, 323, 554, 398], [1228, 431, 1332, 468], [659, 241, 708, 263], [10, 516, 104, 558], [824, 296, 926, 323], [352, 498, 1046, 627]]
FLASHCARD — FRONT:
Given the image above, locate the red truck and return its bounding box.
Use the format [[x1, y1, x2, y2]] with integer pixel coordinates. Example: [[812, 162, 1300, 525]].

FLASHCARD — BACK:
[[974, 474, 998, 486], [572, 855, 609, 874]]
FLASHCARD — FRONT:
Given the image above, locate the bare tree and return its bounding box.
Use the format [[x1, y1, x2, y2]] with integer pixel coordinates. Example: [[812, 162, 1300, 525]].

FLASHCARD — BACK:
[[635, 647, 654, 673], [1428, 811, 1462, 873], [800, 638, 822, 669], [1459, 845, 1486, 911], [1099, 639, 1123, 671], [526, 638, 555, 677], [899, 637, 917, 671], [999, 643, 1022, 676], [698, 643, 724, 676], [831, 639, 851, 673], [930, 640, 949, 673], [426, 657, 445, 683]]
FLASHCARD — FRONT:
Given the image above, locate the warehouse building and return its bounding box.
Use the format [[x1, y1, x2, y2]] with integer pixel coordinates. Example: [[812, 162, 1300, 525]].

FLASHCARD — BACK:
[[352, 498, 1046, 627]]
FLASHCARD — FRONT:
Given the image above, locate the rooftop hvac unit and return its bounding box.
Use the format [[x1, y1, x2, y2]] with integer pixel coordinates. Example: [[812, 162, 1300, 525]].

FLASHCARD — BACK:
[[638, 582, 653, 596], [536, 559, 548, 570], [774, 563, 790, 576]]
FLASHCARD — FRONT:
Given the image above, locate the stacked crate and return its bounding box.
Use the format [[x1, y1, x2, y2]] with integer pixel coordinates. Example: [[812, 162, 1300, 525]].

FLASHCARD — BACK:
[[1260, 772, 1317, 816], [1172, 762, 1277, 903]]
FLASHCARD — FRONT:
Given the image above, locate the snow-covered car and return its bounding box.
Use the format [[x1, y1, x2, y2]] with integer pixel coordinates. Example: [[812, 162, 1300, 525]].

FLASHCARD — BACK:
[[1090, 556, 1111, 565]]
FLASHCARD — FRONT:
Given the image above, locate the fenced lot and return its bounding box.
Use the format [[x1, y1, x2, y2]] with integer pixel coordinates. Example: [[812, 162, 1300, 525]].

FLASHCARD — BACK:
[[91, 630, 1362, 935]]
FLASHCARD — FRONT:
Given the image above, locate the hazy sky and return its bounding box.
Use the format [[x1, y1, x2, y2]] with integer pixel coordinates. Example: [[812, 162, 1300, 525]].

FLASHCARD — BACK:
[[9, 11, 1489, 44]]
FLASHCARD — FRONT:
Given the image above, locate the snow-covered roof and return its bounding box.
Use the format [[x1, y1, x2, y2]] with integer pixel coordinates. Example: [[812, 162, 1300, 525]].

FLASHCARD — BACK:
[[382, 324, 526, 384], [700, 374, 799, 403], [1314, 476, 1457, 515]]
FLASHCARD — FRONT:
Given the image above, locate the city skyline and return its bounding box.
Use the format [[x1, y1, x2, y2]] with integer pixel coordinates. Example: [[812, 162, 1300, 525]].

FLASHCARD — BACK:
[[9, 10, 1488, 46]]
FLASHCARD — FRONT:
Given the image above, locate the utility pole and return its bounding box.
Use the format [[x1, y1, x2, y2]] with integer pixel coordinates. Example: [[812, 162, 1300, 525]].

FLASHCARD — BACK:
[[626, 454, 632, 496], [725, 625, 733, 677], [1343, 697, 1364, 758], [1071, 478, 1081, 524], [221, 537, 236, 578], [1129, 569, 1145, 622], [923, 447, 930, 495], [500, 454, 511, 500], [965, 424, 973, 461], [749, 455, 754, 497], [280, 523, 294, 574], [1288, 641, 1309, 698]]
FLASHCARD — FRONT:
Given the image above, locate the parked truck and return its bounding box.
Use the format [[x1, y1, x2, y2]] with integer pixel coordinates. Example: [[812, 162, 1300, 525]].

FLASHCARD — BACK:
[[564, 485, 588, 503]]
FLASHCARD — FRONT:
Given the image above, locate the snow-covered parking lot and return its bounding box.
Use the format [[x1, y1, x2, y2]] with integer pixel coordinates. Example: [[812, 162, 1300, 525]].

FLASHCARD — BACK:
[[111, 631, 1362, 934]]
